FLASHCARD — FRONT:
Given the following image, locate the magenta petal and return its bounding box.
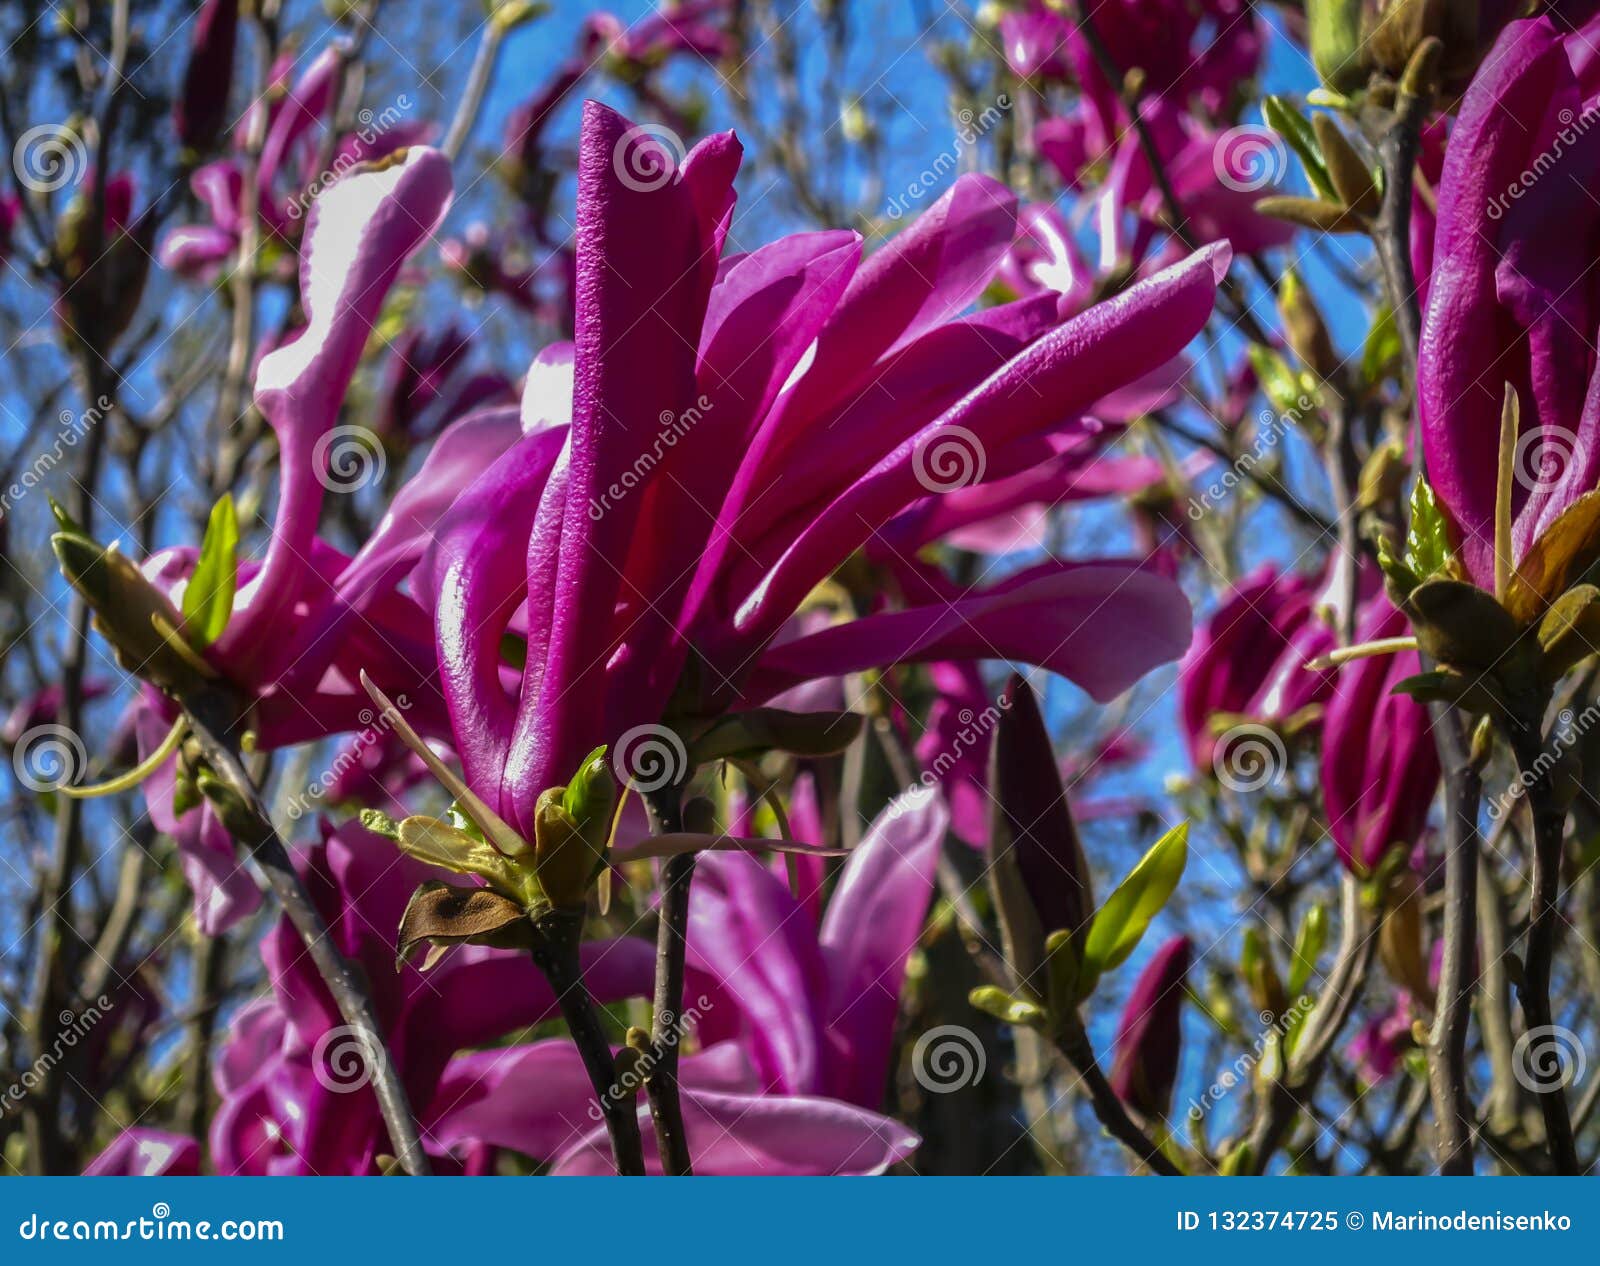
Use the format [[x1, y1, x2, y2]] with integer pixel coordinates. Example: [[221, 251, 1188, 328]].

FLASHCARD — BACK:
[[688, 850, 831, 1094], [727, 243, 1228, 653], [749, 560, 1193, 704], [508, 102, 735, 814], [84, 1129, 201, 1176], [553, 1084, 921, 1176], [223, 147, 453, 662], [819, 790, 948, 1105], [426, 1040, 600, 1162]]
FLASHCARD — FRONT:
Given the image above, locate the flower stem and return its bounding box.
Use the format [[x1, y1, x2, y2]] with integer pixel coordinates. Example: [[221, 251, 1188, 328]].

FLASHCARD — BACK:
[[645, 790, 696, 1175], [529, 911, 646, 1176], [1054, 1022, 1180, 1176], [1507, 724, 1580, 1174], [182, 688, 432, 1177], [1371, 62, 1484, 1176]]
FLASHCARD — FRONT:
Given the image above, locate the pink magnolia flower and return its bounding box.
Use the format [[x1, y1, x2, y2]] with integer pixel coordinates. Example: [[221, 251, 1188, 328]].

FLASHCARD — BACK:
[[1320, 596, 1440, 875], [87, 798, 940, 1176], [1419, 15, 1600, 587], [1178, 564, 1340, 771], [420, 101, 1226, 837], [1110, 933, 1191, 1119]]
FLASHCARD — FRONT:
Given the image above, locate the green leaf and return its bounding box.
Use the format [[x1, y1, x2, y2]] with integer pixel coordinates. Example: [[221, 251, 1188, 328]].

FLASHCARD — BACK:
[[1361, 305, 1401, 384], [1262, 96, 1335, 200], [1405, 477, 1451, 581], [1081, 822, 1189, 985], [1247, 344, 1320, 423], [182, 493, 238, 647], [1376, 526, 1421, 598], [968, 985, 1046, 1029], [1288, 905, 1328, 997], [360, 808, 402, 840]]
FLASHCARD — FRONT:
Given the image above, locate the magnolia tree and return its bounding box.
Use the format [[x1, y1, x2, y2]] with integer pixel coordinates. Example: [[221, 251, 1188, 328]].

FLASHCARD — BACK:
[[1, 0, 1598, 1178]]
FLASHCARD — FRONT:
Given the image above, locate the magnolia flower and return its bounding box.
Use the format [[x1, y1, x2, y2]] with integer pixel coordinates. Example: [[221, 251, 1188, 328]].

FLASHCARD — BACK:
[[1320, 596, 1440, 875], [417, 101, 1226, 842], [1109, 933, 1191, 1120], [1419, 15, 1600, 588], [1178, 564, 1340, 771], [88, 799, 939, 1176], [173, 0, 238, 153], [160, 48, 432, 278]]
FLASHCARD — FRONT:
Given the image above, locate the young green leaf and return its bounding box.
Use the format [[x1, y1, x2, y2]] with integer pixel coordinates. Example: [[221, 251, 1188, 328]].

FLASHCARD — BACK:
[[1080, 822, 1189, 985], [1405, 477, 1451, 581], [182, 493, 239, 647], [1261, 96, 1336, 200]]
